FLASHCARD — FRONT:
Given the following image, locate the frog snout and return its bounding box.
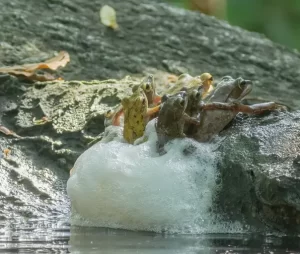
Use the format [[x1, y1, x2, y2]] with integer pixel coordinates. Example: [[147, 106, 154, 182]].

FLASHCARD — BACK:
[[161, 94, 169, 103], [239, 79, 252, 87]]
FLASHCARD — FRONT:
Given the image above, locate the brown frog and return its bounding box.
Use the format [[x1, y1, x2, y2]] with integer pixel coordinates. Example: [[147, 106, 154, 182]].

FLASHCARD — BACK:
[[183, 88, 203, 135], [155, 91, 200, 155], [192, 76, 279, 142], [140, 74, 161, 107]]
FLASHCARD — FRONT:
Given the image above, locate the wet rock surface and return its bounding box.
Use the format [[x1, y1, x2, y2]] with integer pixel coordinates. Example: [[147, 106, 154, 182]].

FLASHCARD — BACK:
[[216, 112, 300, 232], [0, 0, 300, 232]]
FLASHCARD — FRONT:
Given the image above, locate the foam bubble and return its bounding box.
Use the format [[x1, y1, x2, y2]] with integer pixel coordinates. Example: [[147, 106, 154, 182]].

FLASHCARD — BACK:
[[67, 120, 245, 233]]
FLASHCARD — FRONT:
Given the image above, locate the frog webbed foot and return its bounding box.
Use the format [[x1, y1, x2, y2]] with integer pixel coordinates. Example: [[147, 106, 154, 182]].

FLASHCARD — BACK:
[[156, 141, 167, 156], [182, 144, 197, 156], [179, 133, 187, 138]]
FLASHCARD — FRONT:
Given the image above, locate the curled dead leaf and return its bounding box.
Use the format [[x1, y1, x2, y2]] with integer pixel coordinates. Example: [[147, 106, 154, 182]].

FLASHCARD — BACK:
[[3, 148, 11, 158], [33, 116, 51, 125], [0, 51, 70, 82], [0, 125, 21, 138]]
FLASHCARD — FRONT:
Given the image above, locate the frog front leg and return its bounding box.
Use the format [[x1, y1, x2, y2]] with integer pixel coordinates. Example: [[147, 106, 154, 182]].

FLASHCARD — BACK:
[[146, 105, 161, 117], [183, 113, 201, 125], [156, 132, 169, 155]]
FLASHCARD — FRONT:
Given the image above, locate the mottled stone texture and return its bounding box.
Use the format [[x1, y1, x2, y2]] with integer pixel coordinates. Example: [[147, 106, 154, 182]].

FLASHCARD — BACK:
[[216, 112, 300, 232], [1, 0, 300, 232]]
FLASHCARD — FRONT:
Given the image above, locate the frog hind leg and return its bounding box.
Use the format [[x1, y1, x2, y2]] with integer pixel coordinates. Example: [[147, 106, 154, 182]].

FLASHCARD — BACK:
[[201, 102, 283, 114], [112, 107, 124, 126], [156, 139, 167, 156], [182, 144, 197, 156], [153, 95, 162, 105], [156, 133, 173, 156]]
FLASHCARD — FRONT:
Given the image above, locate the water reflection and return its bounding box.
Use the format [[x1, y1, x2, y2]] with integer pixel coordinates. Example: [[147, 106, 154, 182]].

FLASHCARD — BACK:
[[0, 217, 70, 253], [69, 227, 300, 254], [1, 218, 300, 253]]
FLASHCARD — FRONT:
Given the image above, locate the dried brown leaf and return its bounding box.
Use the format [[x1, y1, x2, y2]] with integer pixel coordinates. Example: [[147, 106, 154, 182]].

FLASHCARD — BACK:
[[0, 51, 70, 81], [0, 125, 21, 138]]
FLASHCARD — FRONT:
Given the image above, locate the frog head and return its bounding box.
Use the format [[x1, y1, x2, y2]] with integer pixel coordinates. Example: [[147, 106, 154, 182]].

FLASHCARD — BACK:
[[207, 76, 252, 103], [141, 75, 156, 105]]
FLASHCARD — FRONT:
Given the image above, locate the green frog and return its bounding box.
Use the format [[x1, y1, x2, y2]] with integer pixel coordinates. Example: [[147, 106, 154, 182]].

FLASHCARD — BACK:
[[106, 75, 161, 127], [122, 84, 160, 144]]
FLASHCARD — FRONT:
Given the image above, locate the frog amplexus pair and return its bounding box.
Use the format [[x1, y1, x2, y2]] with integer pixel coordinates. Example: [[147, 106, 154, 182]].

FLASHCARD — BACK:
[[105, 73, 282, 155]]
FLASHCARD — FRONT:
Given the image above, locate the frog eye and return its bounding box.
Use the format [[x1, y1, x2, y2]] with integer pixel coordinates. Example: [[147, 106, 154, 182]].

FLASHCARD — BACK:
[[161, 94, 169, 103], [222, 76, 232, 81], [240, 80, 246, 86], [196, 92, 201, 98], [142, 98, 146, 104], [209, 76, 213, 81]]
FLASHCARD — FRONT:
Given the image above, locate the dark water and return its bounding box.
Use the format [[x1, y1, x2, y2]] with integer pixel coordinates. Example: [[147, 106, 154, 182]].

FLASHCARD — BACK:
[[1, 218, 300, 254]]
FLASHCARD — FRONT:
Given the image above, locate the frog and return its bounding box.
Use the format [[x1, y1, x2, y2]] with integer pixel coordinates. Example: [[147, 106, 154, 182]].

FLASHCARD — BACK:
[[198, 72, 214, 99], [155, 76, 281, 155], [104, 105, 123, 127], [191, 76, 280, 142], [104, 109, 116, 127], [122, 84, 160, 144], [155, 91, 200, 155], [166, 72, 214, 99], [106, 75, 161, 127], [140, 74, 162, 107]]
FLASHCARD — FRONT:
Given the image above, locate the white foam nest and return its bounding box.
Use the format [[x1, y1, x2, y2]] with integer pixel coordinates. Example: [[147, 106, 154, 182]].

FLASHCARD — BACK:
[[67, 120, 245, 233]]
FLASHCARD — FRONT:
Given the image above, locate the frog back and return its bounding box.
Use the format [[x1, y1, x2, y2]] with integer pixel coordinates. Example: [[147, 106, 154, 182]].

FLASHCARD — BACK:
[[122, 90, 148, 144]]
